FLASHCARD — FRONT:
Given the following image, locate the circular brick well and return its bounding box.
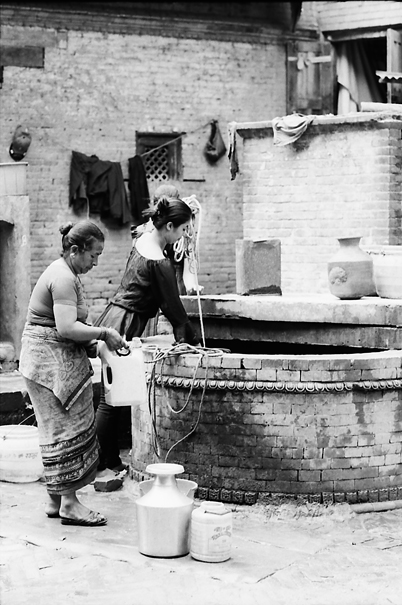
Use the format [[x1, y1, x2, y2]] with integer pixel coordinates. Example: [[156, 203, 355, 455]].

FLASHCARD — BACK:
[[131, 345, 402, 505]]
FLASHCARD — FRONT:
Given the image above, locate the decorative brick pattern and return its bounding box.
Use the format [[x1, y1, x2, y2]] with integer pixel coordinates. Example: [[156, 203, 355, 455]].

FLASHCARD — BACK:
[[131, 347, 402, 503]]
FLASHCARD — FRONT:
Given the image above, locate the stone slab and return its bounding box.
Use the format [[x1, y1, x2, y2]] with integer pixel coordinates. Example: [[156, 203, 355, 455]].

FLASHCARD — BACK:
[[235, 238, 281, 295], [182, 294, 402, 327]]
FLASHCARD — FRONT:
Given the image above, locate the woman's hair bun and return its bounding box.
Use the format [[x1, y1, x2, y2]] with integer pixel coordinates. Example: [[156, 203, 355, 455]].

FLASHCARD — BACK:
[[155, 196, 170, 216], [59, 222, 74, 236]]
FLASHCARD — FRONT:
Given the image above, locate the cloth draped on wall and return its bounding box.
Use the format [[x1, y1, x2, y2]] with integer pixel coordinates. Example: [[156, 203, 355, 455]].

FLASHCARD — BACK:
[[227, 121, 239, 180], [271, 113, 315, 146], [69, 151, 132, 225], [128, 155, 150, 226], [336, 40, 383, 114]]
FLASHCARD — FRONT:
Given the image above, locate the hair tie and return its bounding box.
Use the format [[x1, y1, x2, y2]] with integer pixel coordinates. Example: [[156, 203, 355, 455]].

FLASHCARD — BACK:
[[155, 197, 170, 217]]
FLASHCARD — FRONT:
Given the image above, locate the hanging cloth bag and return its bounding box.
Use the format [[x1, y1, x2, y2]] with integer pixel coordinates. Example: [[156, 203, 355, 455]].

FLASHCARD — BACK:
[[204, 120, 227, 164]]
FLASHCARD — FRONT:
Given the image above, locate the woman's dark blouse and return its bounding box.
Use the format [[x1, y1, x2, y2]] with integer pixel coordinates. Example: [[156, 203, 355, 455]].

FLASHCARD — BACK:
[[110, 243, 199, 344]]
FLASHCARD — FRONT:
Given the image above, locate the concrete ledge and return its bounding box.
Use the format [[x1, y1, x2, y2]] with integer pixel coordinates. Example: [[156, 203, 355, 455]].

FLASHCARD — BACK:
[[235, 113, 402, 139], [182, 294, 402, 327]]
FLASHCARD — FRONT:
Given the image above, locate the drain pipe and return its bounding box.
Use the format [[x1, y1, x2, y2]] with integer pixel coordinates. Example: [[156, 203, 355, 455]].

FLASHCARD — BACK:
[[351, 499, 402, 514]]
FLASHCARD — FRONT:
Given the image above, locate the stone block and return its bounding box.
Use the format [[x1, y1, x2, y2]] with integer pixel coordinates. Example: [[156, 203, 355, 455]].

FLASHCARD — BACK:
[[208, 488, 221, 501], [197, 487, 209, 500], [244, 491, 258, 505], [231, 490, 245, 504], [322, 492, 334, 505], [357, 490, 369, 503], [220, 488, 232, 502], [235, 238, 281, 295]]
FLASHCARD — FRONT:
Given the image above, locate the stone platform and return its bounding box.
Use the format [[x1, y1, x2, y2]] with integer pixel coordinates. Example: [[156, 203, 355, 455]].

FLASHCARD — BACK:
[[182, 293, 402, 350]]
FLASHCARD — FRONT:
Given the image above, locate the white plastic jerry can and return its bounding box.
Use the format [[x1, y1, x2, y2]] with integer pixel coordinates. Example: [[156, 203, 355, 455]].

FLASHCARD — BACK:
[[98, 338, 147, 407], [190, 501, 233, 563]]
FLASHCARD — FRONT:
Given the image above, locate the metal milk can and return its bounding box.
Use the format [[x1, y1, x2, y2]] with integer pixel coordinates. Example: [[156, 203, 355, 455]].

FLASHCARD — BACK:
[[135, 463, 194, 558]]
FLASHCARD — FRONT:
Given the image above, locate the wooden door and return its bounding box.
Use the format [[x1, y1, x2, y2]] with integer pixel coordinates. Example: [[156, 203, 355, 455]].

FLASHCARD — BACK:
[[287, 40, 336, 115], [387, 28, 402, 103]]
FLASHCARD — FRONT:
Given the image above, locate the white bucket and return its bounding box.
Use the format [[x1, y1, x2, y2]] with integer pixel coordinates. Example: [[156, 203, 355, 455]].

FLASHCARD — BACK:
[[0, 425, 44, 483], [190, 501, 233, 563], [366, 245, 402, 299]]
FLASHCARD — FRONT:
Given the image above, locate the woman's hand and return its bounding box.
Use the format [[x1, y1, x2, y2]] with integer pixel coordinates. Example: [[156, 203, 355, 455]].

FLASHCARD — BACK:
[[83, 339, 98, 358], [103, 328, 129, 352]]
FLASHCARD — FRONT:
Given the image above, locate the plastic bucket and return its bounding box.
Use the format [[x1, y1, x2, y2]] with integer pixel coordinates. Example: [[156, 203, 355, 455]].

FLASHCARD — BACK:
[[0, 425, 44, 483]]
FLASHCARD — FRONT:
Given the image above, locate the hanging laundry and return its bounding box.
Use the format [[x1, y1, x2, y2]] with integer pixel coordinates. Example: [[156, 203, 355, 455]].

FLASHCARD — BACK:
[[85, 158, 114, 215], [204, 120, 227, 164], [105, 162, 132, 225], [69, 150, 99, 211], [271, 113, 315, 147], [128, 155, 150, 226], [227, 122, 239, 180], [69, 151, 131, 224]]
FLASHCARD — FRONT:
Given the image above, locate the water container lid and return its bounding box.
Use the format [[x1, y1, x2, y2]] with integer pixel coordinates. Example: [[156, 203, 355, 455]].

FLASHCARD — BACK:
[[146, 463, 184, 476], [200, 501, 228, 515]]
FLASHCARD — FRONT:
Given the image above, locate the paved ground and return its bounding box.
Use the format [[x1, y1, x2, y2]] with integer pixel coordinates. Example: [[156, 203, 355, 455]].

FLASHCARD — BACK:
[[1, 473, 402, 605]]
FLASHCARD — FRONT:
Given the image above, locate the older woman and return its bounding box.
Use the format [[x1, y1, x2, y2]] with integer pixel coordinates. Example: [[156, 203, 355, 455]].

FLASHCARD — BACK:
[[19, 220, 128, 526]]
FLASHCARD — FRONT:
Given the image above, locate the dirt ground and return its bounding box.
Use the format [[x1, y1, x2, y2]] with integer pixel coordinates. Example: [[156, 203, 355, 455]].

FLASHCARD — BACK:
[[1, 472, 402, 605]]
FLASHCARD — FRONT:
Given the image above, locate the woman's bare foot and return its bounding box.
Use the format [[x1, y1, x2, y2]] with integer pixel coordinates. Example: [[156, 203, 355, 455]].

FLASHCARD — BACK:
[[45, 493, 61, 517], [59, 492, 107, 524]]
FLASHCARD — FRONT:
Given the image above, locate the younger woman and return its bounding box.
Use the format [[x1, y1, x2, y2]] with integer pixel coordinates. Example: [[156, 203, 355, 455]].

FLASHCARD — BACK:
[[95, 196, 200, 472]]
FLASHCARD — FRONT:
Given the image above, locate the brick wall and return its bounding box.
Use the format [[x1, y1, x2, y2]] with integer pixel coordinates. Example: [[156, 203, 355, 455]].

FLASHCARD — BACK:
[[131, 346, 402, 504], [0, 7, 293, 322], [236, 114, 402, 295]]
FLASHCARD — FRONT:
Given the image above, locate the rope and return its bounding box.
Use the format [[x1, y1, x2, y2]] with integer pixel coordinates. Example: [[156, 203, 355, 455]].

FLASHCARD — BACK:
[[147, 342, 224, 462], [140, 120, 213, 158]]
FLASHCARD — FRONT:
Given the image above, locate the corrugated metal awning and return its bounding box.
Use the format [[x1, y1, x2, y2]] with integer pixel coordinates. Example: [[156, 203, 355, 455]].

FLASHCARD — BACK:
[[376, 71, 402, 83]]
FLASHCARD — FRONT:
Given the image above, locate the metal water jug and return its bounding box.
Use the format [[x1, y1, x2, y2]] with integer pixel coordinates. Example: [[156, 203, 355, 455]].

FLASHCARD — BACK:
[[136, 463, 194, 558]]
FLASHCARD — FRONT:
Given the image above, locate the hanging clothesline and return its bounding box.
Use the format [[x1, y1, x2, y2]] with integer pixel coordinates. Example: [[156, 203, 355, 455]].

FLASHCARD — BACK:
[[43, 119, 214, 157], [139, 120, 213, 158]]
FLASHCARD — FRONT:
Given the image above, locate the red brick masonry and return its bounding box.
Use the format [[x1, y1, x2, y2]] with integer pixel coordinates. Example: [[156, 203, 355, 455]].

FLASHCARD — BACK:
[[131, 347, 402, 505]]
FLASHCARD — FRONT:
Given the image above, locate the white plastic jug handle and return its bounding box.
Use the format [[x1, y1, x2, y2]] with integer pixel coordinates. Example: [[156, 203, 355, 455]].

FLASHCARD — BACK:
[[102, 363, 113, 391]]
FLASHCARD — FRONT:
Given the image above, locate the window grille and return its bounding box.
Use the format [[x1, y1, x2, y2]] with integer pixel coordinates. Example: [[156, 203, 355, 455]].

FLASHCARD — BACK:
[[136, 133, 182, 183]]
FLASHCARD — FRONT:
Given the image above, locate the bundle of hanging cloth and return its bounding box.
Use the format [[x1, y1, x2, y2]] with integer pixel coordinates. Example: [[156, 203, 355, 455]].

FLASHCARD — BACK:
[[69, 151, 150, 226]]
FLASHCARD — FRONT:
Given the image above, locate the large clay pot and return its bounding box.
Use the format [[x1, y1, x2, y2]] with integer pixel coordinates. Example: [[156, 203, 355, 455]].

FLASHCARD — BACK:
[[327, 237, 375, 300]]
